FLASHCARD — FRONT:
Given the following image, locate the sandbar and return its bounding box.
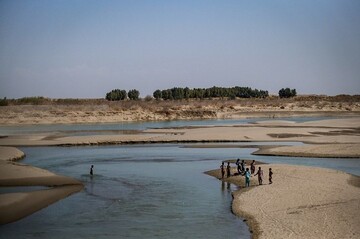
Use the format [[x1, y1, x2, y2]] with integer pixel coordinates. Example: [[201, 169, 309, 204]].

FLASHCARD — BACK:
[[0, 146, 83, 224], [207, 164, 360, 239]]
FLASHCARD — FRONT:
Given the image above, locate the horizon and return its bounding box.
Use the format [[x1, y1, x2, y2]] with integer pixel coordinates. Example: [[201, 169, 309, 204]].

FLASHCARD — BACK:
[[1, 0, 360, 98]]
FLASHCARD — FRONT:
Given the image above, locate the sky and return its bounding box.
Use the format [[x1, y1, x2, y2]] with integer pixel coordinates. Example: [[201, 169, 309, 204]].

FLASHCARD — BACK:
[[0, 0, 359, 98]]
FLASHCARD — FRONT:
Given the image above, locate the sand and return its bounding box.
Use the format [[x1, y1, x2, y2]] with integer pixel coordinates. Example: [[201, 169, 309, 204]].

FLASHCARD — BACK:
[[207, 164, 360, 239], [1, 117, 359, 158], [0, 146, 83, 224], [0, 185, 83, 224]]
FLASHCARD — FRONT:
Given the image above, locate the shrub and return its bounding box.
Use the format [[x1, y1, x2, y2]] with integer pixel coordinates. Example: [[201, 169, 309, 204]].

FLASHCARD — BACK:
[[0, 97, 8, 106]]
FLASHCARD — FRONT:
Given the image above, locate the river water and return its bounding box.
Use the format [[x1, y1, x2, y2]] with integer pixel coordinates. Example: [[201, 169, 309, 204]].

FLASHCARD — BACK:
[[0, 117, 359, 239]]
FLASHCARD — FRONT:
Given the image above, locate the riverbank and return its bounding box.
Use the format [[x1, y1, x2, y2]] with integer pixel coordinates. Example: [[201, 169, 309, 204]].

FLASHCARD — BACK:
[[206, 164, 360, 239], [0, 96, 359, 125], [0, 146, 83, 224]]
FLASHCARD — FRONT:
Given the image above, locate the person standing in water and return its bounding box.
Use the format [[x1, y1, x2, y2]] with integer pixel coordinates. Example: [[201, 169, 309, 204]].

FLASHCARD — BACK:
[[269, 168, 273, 184], [245, 168, 251, 187], [254, 167, 263, 185], [220, 162, 225, 179], [90, 165, 94, 176]]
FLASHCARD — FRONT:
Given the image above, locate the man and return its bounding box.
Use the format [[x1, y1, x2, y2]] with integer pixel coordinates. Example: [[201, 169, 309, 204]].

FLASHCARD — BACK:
[[254, 167, 263, 185], [90, 165, 94, 176]]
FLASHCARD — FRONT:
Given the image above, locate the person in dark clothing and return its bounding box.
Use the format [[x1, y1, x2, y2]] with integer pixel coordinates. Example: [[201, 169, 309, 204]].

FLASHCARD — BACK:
[[220, 162, 225, 179], [226, 162, 231, 178], [254, 167, 263, 185], [250, 160, 256, 174], [240, 160, 246, 173], [90, 165, 94, 176], [269, 168, 273, 184], [235, 158, 241, 174]]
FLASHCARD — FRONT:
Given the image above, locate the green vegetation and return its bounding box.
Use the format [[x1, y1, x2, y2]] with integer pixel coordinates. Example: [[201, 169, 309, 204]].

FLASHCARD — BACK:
[[153, 86, 269, 100], [16, 97, 47, 105], [105, 89, 127, 101], [279, 88, 297, 98], [128, 89, 140, 100], [0, 97, 8, 106]]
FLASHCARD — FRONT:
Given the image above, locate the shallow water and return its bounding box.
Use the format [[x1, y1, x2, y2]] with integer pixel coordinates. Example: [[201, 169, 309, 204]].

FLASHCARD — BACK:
[[0, 145, 251, 239], [0, 116, 337, 136], [1, 143, 359, 239]]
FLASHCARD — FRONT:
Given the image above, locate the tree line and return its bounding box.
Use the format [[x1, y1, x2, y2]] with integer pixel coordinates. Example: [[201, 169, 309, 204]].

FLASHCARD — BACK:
[[153, 86, 269, 100], [105, 86, 296, 101]]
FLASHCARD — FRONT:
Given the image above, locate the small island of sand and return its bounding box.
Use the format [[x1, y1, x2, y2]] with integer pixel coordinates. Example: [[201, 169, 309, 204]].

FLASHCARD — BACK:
[[206, 164, 360, 239]]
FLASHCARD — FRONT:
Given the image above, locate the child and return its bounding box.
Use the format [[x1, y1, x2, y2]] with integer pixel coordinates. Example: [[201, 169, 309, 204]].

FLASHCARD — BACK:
[[254, 167, 263, 185], [245, 168, 251, 187], [269, 168, 273, 184]]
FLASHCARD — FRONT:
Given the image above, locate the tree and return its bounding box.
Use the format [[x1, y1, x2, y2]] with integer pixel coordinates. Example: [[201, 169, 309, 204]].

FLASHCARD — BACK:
[[105, 89, 127, 101], [153, 90, 162, 100], [279, 88, 297, 98], [128, 89, 140, 100]]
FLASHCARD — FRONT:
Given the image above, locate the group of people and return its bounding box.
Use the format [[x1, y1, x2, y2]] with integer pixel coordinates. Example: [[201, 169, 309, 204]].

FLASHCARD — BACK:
[[220, 159, 273, 187]]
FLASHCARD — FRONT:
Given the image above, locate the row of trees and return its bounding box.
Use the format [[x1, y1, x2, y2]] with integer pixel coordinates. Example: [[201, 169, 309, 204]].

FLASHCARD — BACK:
[[105, 89, 140, 101], [105, 87, 297, 101], [153, 86, 269, 100]]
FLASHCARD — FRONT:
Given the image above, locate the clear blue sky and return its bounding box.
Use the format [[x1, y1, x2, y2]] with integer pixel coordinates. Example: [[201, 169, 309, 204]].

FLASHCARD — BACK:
[[1, 0, 359, 98]]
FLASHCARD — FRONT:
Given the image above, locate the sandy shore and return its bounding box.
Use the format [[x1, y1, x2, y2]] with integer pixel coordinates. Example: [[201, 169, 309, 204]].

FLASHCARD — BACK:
[[1, 117, 359, 158], [207, 164, 360, 239], [0, 146, 83, 224]]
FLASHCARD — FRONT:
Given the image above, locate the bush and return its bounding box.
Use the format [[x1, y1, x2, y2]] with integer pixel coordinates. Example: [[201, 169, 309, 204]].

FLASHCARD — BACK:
[[17, 96, 47, 105], [0, 97, 8, 106], [144, 95, 153, 102]]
